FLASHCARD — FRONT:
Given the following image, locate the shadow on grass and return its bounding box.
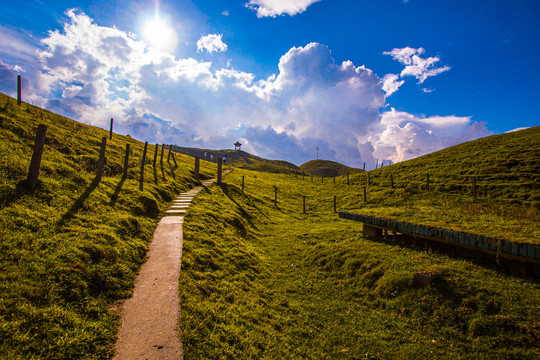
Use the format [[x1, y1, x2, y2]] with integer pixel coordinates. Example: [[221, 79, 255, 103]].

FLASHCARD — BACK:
[[219, 183, 262, 228], [110, 177, 126, 206], [57, 177, 100, 227], [168, 162, 176, 180], [0, 181, 36, 210]]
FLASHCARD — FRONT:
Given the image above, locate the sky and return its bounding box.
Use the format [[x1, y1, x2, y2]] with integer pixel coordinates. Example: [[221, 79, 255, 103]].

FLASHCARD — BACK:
[[0, 0, 538, 168]]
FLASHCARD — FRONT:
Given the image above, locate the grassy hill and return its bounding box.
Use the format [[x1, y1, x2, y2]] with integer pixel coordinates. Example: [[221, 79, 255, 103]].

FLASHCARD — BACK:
[[172, 146, 300, 173], [1, 91, 539, 359], [0, 93, 217, 359], [300, 159, 363, 177]]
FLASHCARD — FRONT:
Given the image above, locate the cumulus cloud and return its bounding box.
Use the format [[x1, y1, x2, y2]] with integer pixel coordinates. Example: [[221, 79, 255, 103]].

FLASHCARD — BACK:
[[384, 47, 450, 84], [2, 9, 492, 170], [381, 73, 404, 97], [245, 0, 322, 17], [197, 34, 228, 53], [366, 108, 492, 164]]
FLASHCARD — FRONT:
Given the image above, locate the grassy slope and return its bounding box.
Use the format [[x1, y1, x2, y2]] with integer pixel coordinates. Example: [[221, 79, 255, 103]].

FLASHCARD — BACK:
[[337, 127, 540, 245], [300, 159, 363, 177], [180, 168, 539, 359], [0, 94, 217, 359]]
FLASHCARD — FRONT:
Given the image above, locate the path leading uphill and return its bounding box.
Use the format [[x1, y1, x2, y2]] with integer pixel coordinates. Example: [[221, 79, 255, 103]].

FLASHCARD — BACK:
[[113, 177, 220, 360]]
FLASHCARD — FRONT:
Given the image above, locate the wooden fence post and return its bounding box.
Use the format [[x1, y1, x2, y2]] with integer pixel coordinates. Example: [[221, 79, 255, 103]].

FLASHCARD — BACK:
[[194, 157, 200, 179], [274, 187, 277, 206], [109, 118, 113, 140], [241, 175, 245, 193], [347, 173, 350, 185], [321, 173, 323, 183], [160, 144, 165, 180], [364, 186, 367, 202], [217, 157, 223, 185], [303, 195, 306, 213], [167, 144, 173, 163], [139, 141, 148, 191], [122, 143, 130, 179], [23, 124, 47, 190], [376, 159, 378, 169], [302, 172, 305, 180], [426, 173, 430, 191], [96, 137, 107, 181], [17, 75, 21, 106], [153, 143, 159, 184], [334, 195, 337, 213], [363, 163, 365, 171], [472, 178, 477, 201], [171, 152, 178, 168]]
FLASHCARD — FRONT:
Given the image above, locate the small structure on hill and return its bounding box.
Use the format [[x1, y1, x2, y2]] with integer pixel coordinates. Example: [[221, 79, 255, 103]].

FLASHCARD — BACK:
[[234, 141, 242, 151]]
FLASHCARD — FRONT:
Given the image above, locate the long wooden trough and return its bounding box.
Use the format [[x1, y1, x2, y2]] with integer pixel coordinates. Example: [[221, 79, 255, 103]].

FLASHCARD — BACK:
[[339, 211, 540, 276]]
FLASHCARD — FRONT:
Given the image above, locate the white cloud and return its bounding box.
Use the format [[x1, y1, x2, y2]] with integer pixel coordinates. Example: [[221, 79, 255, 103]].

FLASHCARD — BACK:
[[4, 10, 491, 170], [381, 73, 404, 97], [197, 34, 228, 53], [384, 47, 451, 84], [245, 0, 322, 17]]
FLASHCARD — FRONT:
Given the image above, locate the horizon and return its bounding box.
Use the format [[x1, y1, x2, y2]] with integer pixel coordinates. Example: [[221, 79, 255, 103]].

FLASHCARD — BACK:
[[1, 0, 538, 169]]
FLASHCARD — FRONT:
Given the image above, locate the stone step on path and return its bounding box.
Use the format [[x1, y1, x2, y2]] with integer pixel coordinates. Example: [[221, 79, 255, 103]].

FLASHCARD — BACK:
[[113, 173, 228, 360]]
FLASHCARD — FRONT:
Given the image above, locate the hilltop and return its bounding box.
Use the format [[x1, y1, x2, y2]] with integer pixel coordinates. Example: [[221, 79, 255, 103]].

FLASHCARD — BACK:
[[172, 146, 300, 173], [300, 159, 363, 177]]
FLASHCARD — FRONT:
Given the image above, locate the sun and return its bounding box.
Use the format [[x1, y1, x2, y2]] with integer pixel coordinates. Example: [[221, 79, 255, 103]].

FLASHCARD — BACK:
[[141, 13, 178, 53]]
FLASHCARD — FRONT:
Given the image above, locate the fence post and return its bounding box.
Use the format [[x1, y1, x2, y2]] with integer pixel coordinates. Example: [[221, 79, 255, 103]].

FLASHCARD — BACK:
[[122, 143, 130, 179], [217, 157, 223, 185], [333, 173, 336, 184], [376, 159, 378, 169], [194, 156, 200, 179], [153, 143, 159, 184], [274, 187, 277, 206], [160, 144, 165, 180], [363, 163, 365, 171], [311, 172, 313, 182], [96, 137, 107, 181], [321, 173, 323, 183], [472, 178, 477, 201], [171, 152, 178, 168], [303, 195, 306, 213], [334, 195, 337, 213], [363, 186, 367, 202], [109, 118, 113, 140], [390, 174, 394, 188], [139, 142, 148, 191], [17, 75, 21, 106], [23, 124, 47, 190], [241, 175, 245, 193], [426, 173, 430, 191], [347, 173, 350, 185], [302, 172, 305, 180]]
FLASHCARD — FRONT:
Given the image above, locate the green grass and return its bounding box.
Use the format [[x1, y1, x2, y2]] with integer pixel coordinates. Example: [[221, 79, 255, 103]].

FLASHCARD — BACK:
[[0, 93, 217, 359], [300, 159, 364, 177]]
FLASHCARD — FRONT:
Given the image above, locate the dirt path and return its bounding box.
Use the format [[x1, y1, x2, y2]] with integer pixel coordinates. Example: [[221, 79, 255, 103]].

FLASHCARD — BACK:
[[113, 176, 221, 359]]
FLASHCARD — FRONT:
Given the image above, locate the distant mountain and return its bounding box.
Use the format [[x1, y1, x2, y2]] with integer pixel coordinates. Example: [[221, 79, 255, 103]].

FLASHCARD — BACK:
[[299, 159, 363, 178], [171, 146, 300, 174]]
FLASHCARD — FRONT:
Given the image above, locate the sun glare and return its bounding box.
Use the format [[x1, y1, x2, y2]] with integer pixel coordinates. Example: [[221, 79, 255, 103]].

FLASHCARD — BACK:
[[142, 14, 178, 53]]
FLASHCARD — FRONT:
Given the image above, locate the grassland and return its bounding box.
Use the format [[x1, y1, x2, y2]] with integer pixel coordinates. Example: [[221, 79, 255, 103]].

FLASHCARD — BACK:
[[0, 93, 217, 359], [1, 91, 539, 359], [180, 168, 539, 359], [300, 159, 363, 177]]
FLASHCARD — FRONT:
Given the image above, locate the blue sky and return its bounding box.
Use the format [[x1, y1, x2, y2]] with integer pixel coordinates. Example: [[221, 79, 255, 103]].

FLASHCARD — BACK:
[[0, 0, 538, 168]]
